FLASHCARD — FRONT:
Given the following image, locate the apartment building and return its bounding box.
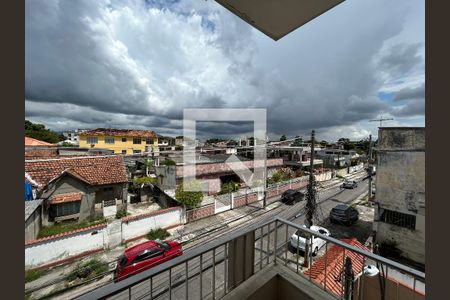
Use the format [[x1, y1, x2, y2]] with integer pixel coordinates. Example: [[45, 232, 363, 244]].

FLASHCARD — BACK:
[[373, 127, 425, 266], [79, 128, 158, 155]]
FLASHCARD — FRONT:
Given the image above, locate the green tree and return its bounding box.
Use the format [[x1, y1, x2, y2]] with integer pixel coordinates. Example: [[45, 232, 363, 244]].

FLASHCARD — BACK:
[[25, 120, 65, 143], [219, 181, 239, 194], [280, 135, 287, 141], [160, 159, 176, 166], [175, 181, 204, 208]]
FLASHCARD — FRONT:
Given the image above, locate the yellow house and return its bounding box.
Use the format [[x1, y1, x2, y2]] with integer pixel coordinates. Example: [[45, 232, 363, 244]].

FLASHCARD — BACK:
[[79, 128, 158, 155]]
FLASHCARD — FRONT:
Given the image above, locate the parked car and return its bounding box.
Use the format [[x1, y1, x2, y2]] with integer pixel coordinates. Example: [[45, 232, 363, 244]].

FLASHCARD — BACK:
[[290, 225, 331, 256], [342, 180, 358, 189], [114, 240, 183, 282], [329, 204, 359, 225], [281, 189, 305, 205]]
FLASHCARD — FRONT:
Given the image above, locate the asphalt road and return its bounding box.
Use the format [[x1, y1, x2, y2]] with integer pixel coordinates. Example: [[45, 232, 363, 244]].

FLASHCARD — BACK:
[[100, 172, 371, 300]]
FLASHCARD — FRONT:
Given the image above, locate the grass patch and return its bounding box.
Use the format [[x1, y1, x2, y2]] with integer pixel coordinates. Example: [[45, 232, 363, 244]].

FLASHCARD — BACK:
[[115, 208, 129, 219], [25, 269, 47, 283], [146, 228, 170, 241], [37, 217, 107, 239], [66, 259, 108, 282]]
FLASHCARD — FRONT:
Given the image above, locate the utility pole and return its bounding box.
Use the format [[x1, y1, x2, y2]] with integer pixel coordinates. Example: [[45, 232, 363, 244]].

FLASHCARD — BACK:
[[303, 130, 316, 268], [368, 135, 373, 200], [263, 140, 267, 208]]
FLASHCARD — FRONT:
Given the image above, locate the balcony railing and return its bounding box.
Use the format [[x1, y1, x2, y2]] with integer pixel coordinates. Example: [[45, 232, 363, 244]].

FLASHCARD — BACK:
[[76, 217, 425, 300]]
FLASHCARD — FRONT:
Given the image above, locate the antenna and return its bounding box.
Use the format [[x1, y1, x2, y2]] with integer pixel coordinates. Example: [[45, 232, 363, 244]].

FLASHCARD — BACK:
[[369, 116, 394, 127]]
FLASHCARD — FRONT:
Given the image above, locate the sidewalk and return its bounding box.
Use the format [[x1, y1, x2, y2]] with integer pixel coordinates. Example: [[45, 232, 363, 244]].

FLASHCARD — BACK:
[[25, 170, 368, 299]]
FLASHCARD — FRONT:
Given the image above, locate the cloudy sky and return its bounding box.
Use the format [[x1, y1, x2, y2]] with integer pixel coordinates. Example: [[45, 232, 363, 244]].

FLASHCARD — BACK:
[[25, 0, 425, 141]]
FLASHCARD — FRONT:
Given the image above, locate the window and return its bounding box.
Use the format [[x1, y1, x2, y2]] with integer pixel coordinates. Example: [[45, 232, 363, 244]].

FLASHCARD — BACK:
[[133, 138, 141, 144], [133, 249, 163, 263], [49, 201, 81, 218], [122, 138, 127, 142], [87, 137, 98, 144], [146, 138, 154, 144], [105, 137, 115, 144], [121, 150, 127, 154], [133, 150, 141, 154], [380, 209, 416, 230]]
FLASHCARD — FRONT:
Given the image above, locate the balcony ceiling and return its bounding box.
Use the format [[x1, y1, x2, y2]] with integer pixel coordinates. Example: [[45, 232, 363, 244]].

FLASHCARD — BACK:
[[215, 0, 345, 41]]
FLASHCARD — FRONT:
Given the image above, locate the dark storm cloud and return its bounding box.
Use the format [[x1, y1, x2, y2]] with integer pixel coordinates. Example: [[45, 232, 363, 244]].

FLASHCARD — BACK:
[[393, 83, 425, 101], [379, 42, 423, 78], [392, 100, 425, 117], [25, 0, 424, 139]]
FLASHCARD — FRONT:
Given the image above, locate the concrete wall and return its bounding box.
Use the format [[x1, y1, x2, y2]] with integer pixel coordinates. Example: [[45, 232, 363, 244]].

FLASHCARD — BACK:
[[25, 207, 183, 269], [375, 128, 425, 265], [25, 206, 42, 241], [25, 224, 106, 268], [121, 207, 183, 241]]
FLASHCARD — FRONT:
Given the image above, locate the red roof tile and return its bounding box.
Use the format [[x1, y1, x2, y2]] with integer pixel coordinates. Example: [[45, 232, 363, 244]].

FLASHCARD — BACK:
[[79, 128, 157, 138], [49, 192, 84, 204], [25, 155, 128, 187], [304, 238, 369, 297], [25, 137, 56, 147]]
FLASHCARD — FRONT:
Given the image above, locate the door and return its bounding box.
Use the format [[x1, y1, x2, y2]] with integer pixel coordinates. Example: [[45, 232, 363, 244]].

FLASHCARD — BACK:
[[127, 249, 164, 277]]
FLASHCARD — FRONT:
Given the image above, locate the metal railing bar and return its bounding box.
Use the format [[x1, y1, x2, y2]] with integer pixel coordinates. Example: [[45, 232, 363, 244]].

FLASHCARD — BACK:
[[200, 254, 203, 300], [285, 224, 289, 266], [212, 248, 216, 300], [185, 261, 188, 300], [276, 218, 425, 280], [267, 222, 271, 265]]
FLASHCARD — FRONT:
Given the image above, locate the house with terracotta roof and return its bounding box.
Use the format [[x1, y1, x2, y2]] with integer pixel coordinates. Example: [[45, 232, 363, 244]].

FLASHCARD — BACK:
[[25, 137, 59, 158], [79, 128, 158, 155], [304, 238, 368, 297], [25, 155, 128, 225]]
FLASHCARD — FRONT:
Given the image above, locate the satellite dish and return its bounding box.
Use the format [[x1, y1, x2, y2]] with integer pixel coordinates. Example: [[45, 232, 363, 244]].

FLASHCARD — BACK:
[[363, 265, 380, 277]]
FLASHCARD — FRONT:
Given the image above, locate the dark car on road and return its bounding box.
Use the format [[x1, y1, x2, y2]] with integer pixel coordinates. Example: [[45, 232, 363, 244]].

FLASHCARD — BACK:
[[329, 204, 359, 225], [114, 240, 183, 282], [341, 180, 358, 189], [281, 189, 304, 205]]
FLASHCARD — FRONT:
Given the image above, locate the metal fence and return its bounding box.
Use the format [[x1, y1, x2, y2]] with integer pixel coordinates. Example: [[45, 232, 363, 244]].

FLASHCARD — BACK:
[[76, 217, 425, 300]]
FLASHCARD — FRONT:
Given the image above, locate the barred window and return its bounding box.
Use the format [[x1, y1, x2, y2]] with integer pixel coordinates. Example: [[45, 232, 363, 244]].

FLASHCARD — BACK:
[[87, 137, 98, 144], [380, 209, 416, 230], [105, 137, 115, 144], [133, 138, 141, 144], [122, 138, 127, 142], [49, 201, 81, 218], [146, 138, 154, 144]]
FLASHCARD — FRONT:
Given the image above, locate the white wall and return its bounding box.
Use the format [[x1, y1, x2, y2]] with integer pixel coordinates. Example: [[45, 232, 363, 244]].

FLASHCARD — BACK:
[[25, 226, 105, 268], [121, 208, 182, 241], [25, 207, 183, 269]]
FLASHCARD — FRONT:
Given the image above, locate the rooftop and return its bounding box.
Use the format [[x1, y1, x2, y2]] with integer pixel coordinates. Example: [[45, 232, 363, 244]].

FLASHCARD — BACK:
[[25, 155, 128, 187], [24, 199, 43, 222], [25, 137, 56, 147], [79, 128, 157, 138]]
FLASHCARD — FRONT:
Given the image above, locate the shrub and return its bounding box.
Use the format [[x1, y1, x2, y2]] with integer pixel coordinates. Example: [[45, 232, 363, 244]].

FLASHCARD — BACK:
[[66, 259, 108, 282], [146, 228, 170, 241], [160, 159, 176, 166], [115, 208, 128, 219], [133, 176, 157, 186], [25, 269, 46, 283], [175, 181, 204, 208], [219, 181, 239, 194]]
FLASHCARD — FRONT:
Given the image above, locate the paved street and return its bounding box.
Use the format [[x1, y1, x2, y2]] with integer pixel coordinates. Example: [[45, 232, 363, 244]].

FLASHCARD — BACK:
[[97, 171, 372, 300], [28, 171, 372, 299]]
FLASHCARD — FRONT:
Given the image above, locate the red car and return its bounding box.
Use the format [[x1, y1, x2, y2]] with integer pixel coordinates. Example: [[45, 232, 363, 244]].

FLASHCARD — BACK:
[[114, 240, 183, 282]]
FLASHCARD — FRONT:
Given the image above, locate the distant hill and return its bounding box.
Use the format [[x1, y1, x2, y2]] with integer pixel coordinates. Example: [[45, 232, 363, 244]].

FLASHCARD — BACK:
[[25, 120, 65, 143]]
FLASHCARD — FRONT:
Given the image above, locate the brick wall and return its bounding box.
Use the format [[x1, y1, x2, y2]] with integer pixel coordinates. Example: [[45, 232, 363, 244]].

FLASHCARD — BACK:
[[186, 204, 215, 222]]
